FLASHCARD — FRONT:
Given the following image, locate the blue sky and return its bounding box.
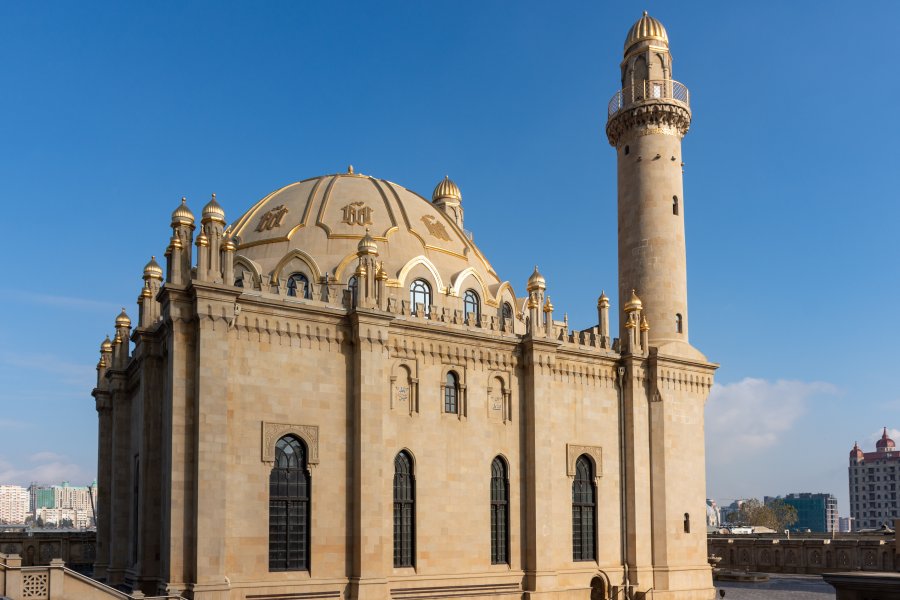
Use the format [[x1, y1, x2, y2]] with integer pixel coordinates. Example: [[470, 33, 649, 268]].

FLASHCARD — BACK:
[[0, 1, 897, 516]]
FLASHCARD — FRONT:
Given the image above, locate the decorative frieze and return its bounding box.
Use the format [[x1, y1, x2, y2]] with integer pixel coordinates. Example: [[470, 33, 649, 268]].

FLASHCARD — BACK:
[[261, 422, 320, 465], [567, 444, 603, 477]]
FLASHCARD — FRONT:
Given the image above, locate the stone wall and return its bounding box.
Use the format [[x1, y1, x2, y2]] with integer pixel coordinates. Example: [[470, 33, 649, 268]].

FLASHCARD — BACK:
[[708, 534, 898, 574], [0, 530, 95, 574]]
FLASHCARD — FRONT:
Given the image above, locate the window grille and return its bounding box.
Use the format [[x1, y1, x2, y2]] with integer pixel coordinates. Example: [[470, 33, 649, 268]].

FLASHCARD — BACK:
[[270, 436, 310, 571], [410, 279, 431, 317], [287, 273, 311, 299], [445, 372, 459, 414], [393, 451, 415, 567], [490, 457, 509, 564], [572, 455, 596, 561]]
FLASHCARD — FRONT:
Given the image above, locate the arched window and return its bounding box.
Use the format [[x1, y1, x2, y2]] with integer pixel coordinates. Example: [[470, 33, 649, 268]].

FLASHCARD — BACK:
[[410, 279, 431, 317], [444, 371, 459, 414], [490, 457, 509, 565], [572, 455, 596, 561], [287, 272, 311, 299], [676, 313, 683, 334], [464, 289, 480, 321], [348, 276, 358, 305], [269, 436, 311, 571], [393, 451, 415, 567], [502, 302, 513, 324], [673, 195, 679, 216]]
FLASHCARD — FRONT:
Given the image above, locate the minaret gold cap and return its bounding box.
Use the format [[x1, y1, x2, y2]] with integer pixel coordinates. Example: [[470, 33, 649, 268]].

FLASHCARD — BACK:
[[598, 291, 610, 308], [624, 11, 669, 52], [640, 315, 650, 331], [624, 289, 643, 313], [526, 265, 546, 292], [543, 296, 554, 313], [357, 229, 378, 255], [101, 336, 113, 353], [432, 175, 462, 202], [171, 197, 195, 227], [115, 308, 131, 328], [143, 256, 163, 280], [201, 193, 226, 223]]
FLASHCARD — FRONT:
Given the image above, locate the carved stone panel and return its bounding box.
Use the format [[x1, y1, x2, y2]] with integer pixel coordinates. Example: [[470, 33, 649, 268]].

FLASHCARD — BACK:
[[567, 444, 602, 477], [261, 422, 320, 465]]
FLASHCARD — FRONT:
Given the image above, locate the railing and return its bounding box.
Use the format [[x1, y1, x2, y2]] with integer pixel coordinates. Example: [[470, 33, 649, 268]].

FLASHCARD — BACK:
[[607, 79, 690, 117]]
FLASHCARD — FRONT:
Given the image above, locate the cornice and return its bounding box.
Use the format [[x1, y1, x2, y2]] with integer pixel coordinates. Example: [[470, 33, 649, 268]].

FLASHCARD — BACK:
[[606, 100, 691, 147]]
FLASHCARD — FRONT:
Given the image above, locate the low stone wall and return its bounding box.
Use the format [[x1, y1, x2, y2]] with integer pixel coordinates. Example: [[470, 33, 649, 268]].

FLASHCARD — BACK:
[[708, 534, 898, 574], [0, 530, 95, 575]]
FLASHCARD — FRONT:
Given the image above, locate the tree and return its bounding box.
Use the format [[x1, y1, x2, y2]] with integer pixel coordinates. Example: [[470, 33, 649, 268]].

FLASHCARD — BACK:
[[36, 516, 44, 528], [736, 498, 798, 531]]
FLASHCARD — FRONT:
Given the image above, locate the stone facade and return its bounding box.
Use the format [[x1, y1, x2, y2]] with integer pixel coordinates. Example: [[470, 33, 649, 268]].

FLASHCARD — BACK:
[[91, 13, 717, 600], [708, 533, 899, 575]]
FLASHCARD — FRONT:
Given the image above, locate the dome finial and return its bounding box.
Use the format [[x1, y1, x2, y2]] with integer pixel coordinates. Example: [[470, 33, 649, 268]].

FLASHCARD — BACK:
[[432, 175, 462, 203], [643, 10, 648, 16]]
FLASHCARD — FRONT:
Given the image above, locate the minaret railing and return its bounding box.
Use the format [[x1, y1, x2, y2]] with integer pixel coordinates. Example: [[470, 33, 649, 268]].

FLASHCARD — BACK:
[[607, 79, 690, 117]]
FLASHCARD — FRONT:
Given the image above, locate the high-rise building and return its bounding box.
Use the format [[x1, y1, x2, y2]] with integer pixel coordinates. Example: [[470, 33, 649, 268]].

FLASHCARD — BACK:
[[839, 516, 855, 533], [849, 428, 900, 529], [766, 493, 838, 533], [90, 12, 718, 600], [28, 482, 54, 514], [0, 485, 29, 524]]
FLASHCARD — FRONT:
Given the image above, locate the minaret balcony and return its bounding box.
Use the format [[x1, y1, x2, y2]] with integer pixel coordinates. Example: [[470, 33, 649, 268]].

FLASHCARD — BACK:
[[607, 79, 690, 118]]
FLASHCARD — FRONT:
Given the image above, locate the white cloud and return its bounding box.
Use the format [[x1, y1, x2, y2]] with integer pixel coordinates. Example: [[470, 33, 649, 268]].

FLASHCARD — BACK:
[[0, 454, 92, 487], [0, 289, 120, 313], [706, 377, 838, 464]]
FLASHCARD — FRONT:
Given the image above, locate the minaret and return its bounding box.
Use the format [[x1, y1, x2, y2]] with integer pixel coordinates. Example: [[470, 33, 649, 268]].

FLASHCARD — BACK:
[[607, 12, 693, 350]]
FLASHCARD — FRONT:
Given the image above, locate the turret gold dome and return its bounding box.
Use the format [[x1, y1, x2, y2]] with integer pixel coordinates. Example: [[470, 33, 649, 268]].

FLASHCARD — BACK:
[[624, 289, 643, 313], [543, 296, 554, 313], [115, 308, 131, 328], [526, 266, 546, 292], [357, 230, 378, 255], [597, 291, 609, 308], [101, 336, 113, 353], [171, 197, 195, 227], [624, 11, 668, 52], [202, 193, 226, 223], [143, 256, 163, 280], [432, 175, 462, 202]]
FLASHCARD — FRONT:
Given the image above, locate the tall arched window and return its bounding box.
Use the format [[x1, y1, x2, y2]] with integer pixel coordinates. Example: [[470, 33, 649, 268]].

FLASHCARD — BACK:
[[287, 272, 311, 299], [348, 276, 358, 305], [269, 436, 311, 571], [444, 371, 459, 414], [464, 289, 480, 321], [502, 302, 513, 324], [572, 455, 596, 561], [490, 457, 509, 565], [410, 279, 431, 317], [393, 451, 415, 567]]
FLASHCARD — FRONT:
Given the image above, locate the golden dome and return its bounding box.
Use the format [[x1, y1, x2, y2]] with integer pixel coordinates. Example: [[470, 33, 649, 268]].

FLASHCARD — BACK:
[[640, 315, 650, 331], [597, 291, 609, 308], [357, 230, 378, 255], [196, 232, 209, 247], [624, 289, 643, 313], [101, 336, 113, 353], [526, 266, 546, 292], [171, 197, 195, 227], [222, 236, 237, 252], [143, 256, 163, 280], [202, 193, 226, 223], [624, 11, 669, 52], [115, 308, 131, 328], [97, 356, 107, 370], [432, 175, 462, 202], [170, 235, 183, 250], [543, 296, 554, 313], [140, 284, 152, 299], [376, 263, 388, 281]]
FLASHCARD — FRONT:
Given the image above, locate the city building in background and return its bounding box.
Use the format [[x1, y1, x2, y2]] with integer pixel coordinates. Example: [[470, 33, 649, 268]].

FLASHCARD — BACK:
[[90, 12, 719, 600], [706, 499, 721, 528], [720, 499, 751, 525], [0, 485, 29, 524], [839, 516, 855, 532], [765, 493, 838, 532], [849, 428, 900, 529]]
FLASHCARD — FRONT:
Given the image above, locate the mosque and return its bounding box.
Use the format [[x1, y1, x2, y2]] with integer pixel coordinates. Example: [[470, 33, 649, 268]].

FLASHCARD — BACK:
[[91, 12, 717, 600]]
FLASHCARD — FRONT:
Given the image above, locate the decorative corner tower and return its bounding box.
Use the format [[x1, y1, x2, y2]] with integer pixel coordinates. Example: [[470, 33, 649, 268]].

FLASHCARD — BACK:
[[607, 11, 693, 352]]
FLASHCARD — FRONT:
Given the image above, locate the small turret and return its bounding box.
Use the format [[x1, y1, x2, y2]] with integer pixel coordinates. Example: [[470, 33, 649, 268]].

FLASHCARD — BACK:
[[432, 175, 464, 229], [169, 198, 194, 285]]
